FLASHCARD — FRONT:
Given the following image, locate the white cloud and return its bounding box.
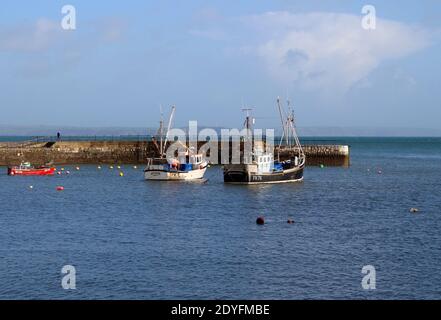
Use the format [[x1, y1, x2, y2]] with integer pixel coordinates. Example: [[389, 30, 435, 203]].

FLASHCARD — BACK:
[[0, 18, 60, 52], [0, 16, 128, 54], [93, 17, 128, 43], [0, 17, 128, 78], [241, 11, 433, 94]]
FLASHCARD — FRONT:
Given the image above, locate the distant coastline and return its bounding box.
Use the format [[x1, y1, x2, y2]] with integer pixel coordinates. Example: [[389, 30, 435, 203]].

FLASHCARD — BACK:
[[0, 125, 440, 138]]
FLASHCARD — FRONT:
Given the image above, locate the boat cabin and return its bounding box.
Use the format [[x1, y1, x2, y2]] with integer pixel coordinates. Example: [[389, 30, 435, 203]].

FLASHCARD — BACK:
[[178, 152, 204, 165], [255, 153, 273, 174]]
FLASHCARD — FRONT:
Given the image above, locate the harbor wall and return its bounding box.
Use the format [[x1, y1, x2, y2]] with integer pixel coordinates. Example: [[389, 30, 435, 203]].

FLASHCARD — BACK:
[[0, 141, 350, 167]]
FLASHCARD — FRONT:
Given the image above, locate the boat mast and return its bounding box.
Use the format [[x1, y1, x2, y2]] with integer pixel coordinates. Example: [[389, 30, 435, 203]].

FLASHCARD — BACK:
[[287, 99, 294, 148], [162, 105, 176, 156], [287, 101, 304, 159], [159, 105, 164, 158], [276, 97, 288, 145], [242, 108, 253, 140], [276, 97, 287, 161], [241, 108, 254, 164]]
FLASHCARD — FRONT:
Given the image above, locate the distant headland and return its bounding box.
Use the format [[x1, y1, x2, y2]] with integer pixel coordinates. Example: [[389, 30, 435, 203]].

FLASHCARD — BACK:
[[0, 125, 440, 137]]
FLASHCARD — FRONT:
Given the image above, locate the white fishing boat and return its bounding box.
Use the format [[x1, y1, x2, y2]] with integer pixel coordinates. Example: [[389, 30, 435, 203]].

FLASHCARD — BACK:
[[144, 106, 208, 181]]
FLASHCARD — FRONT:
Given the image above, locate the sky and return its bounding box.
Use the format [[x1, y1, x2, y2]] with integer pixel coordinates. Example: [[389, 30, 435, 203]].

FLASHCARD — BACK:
[[0, 0, 441, 131]]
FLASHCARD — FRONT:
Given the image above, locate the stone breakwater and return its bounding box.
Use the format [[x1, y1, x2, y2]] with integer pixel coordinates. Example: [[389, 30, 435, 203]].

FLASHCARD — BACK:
[[0, 141, 350, 167]]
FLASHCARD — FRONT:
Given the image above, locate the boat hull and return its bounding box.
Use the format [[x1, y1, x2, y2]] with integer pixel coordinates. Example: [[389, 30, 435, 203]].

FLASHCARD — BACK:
[[144, 167, 207, 181], [7, 167, 56, 176], [224, 164, 304, 184]]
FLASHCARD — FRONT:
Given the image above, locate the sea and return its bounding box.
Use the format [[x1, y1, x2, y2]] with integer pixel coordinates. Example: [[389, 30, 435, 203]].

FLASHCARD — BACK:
[[0, 137, 440, 299]]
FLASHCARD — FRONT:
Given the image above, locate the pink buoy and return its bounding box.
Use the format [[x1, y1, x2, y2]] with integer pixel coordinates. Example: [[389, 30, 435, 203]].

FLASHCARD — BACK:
[[256, 216, 265, 225], [56, 186, 64, 191]]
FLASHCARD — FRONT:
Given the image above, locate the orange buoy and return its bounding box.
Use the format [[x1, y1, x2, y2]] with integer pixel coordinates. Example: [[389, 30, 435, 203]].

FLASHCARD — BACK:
[[256, 216, 265, 225], [56, 186, 64, 191]]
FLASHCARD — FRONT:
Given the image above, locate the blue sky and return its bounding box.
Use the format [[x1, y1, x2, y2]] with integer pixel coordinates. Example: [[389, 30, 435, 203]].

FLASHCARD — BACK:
[[1, 0, 440, 130]]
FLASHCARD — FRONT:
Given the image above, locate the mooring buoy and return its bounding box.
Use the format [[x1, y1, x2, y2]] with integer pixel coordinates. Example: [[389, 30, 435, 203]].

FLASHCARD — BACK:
[[56, 186, 64, 191], [287, 219, 295, 224], [410, 208, 419, 213], [256, 216, 265, 225]]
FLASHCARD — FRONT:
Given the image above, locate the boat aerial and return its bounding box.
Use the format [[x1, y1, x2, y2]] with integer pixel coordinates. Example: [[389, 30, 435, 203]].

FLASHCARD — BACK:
[[223, 97, 305, 184], [144, 105, 208, 181], [7, 162, 56, 176]]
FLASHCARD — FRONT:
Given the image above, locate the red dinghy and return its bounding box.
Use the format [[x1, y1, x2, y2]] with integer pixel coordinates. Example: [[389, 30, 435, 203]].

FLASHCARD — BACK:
[[7, 162, 55, 176]]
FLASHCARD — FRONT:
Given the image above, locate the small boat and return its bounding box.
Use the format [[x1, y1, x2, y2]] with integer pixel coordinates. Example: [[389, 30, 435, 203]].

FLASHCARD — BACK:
[[223, 98, 305, 184], [7, 162, 56, 176], [144, 106, 208, 181]]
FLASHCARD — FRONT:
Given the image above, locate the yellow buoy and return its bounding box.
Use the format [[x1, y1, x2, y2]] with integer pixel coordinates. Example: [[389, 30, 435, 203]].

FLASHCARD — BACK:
[[119, 172, 124, 177]]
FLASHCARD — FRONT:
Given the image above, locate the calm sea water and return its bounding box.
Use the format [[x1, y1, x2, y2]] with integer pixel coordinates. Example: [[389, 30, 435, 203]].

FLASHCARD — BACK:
[[0, 137, 440, 299]]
